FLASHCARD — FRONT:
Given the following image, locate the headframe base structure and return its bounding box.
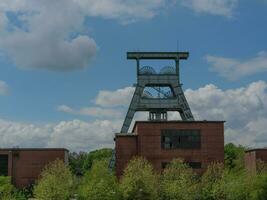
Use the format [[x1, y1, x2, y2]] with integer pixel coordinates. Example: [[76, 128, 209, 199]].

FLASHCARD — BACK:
[[120, 52, 195, 133]]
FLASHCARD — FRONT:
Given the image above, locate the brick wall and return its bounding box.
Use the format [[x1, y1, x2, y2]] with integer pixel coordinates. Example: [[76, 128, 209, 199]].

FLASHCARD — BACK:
[[0, 148, 68, 188], [116, 121, 224, 177]]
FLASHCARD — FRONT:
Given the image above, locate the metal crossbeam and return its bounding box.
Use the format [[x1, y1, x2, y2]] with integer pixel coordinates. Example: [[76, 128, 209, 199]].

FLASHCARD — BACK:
[[127, 52, 189, 60]]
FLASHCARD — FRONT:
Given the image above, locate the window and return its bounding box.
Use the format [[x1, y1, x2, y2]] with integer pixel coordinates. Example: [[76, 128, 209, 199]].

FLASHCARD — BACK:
[[188, 162, 202, 169], [0, 155, 8, 176], [161, 161, 202, 169], [161, 162, 169, 169], [161, 129, 201, 149]]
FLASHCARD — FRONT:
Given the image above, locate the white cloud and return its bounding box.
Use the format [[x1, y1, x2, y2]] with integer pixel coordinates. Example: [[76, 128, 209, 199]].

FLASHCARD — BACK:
[[74, 0, 166, 23], [206, 51, 267, 80], [185, 81, 267, 147], [0, 0, 97, 71], [0, 119, 121, 152], [0, 80, 8, 95], [95, 86, 135, 107], [181, 0, 238, 17], [57, 104, 123, 118], [1, 81, 267, 151]]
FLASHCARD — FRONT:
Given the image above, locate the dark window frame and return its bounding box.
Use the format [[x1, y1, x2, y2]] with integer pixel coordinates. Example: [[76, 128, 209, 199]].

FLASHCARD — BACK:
[[188, 162, 202, 169], [161, 129, 201, 150], [0, 154, 8, 176]]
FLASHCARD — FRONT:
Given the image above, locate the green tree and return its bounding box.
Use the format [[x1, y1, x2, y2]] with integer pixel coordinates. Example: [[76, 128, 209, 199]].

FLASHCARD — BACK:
[[33, 159, 74, 200], [224, 171, 255, 200], [251, 162, 267, 200], [0, 176, 14, 200], [120, 157, 159, 200], [160, 159, 198, 200], [199, 162, 225, 200], [82, 148, 112, 172], [69, 151, 88, 176], [68, 148, 112, 176], [78, 159, 120, 200], [224, 143, 246, 171]]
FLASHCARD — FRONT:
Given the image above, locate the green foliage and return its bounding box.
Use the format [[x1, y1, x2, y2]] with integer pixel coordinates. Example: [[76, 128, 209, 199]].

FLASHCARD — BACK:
[[78, 159, 120, 200], [69, 148, 112, 176], [0, 176, 14, 200], [69, 151, 88, 176], [160, 159, 198, 200], [33, 159, 74, 200], [224, 171, 255, 200], [251, 168, 267, 200], [224, 143, 246, 171], [120, 157, 159, 200], [199, 162, 225, 200]]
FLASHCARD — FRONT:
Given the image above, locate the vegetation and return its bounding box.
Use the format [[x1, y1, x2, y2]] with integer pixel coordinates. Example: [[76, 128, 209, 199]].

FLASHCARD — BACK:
[[78, 159, 120, 200], [120, 157, 159, 200], [69, 148, 113, 176], [33, 159, 74, 200], [2, 144, 267, 200], [160, 159, 198, 200], [224, 143, 247, 171]]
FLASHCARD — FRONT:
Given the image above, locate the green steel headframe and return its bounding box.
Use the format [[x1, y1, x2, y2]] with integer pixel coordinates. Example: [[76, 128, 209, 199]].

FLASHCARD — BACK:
[[120, 51, 194, 133]]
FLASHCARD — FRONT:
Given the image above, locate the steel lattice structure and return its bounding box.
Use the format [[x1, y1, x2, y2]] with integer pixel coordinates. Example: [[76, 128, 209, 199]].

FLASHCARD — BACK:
[[120, 51, 194, 133], [109, 51, 195, 170]]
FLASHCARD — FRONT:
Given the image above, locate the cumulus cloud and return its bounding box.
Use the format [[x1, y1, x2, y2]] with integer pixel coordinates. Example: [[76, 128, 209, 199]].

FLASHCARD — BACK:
[[181, 0, 238, 17], [95, 86, 135, 107], [74, 0, 166, 23], [0, 119, 121, 152], [1, 81, 267, 151], [206, 51, 267, 80], [0, 80, 8, 95], [0, 0, 244, 71], [57, 104, 123, 118], [0, 0, 97, 71], [185, 81, 267, 147]]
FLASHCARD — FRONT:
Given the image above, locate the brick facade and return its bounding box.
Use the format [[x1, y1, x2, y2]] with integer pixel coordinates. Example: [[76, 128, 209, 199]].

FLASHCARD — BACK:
[[245, 149, 267, 173], [115, 121, 224, 177], [0, 148, 68, 188]]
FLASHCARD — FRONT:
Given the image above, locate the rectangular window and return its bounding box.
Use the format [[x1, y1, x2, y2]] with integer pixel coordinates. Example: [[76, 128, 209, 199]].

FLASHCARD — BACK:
[[161, 129, 201, 149], [161, 162, 169, 169], [188, 162, 202, 169], [0, 155, 8, 176]]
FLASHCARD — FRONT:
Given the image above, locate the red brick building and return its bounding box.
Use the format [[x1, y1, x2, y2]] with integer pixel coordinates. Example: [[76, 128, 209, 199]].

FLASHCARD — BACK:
[[245, 149, 267, 173], [0, 148, 68, 188], [115, 121, 224, 177]]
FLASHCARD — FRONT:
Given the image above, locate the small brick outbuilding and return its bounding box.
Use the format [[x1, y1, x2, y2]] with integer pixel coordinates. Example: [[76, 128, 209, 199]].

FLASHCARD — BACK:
[[0, 148, 68, 188], [115, 120, 224, 177], [245, 148, 267, 173]]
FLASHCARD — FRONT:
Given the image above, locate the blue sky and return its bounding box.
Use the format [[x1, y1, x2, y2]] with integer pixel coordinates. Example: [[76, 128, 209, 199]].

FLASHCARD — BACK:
[[0, 0, 267, 152]]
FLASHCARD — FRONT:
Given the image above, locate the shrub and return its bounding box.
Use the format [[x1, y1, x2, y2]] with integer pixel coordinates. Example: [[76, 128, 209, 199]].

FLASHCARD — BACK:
[[0, 176, 14, 200], [120, 157, 159, 200], [78, 159, 120, 200], [33, 159, 74, 200], [160, 159, 198, 200], [199, 162, 225, 200]]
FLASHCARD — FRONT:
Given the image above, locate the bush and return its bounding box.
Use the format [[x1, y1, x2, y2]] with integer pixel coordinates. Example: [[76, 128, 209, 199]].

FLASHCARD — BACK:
[[224, 143, 246, 171], [33, 159, 74, 200], [223, 171, 255, 200], [120, 157, 159, 200], [0, 176, 14, 200], [199, 162, 225, 200], [69, 148, 113, 176], [160, 159, 198, 200], [78, 159, 119, 200]]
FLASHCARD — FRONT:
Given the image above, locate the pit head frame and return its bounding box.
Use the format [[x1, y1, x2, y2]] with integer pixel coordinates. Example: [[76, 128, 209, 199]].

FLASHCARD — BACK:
[[120, 52, 195, 133]]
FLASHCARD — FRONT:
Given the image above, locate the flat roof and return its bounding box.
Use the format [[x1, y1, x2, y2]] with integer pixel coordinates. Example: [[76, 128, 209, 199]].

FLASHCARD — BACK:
[[131, 120, 225, 133], [115, 133, 137, 137], [0, 148, 69, 152], [246, 148, 267, 153]]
